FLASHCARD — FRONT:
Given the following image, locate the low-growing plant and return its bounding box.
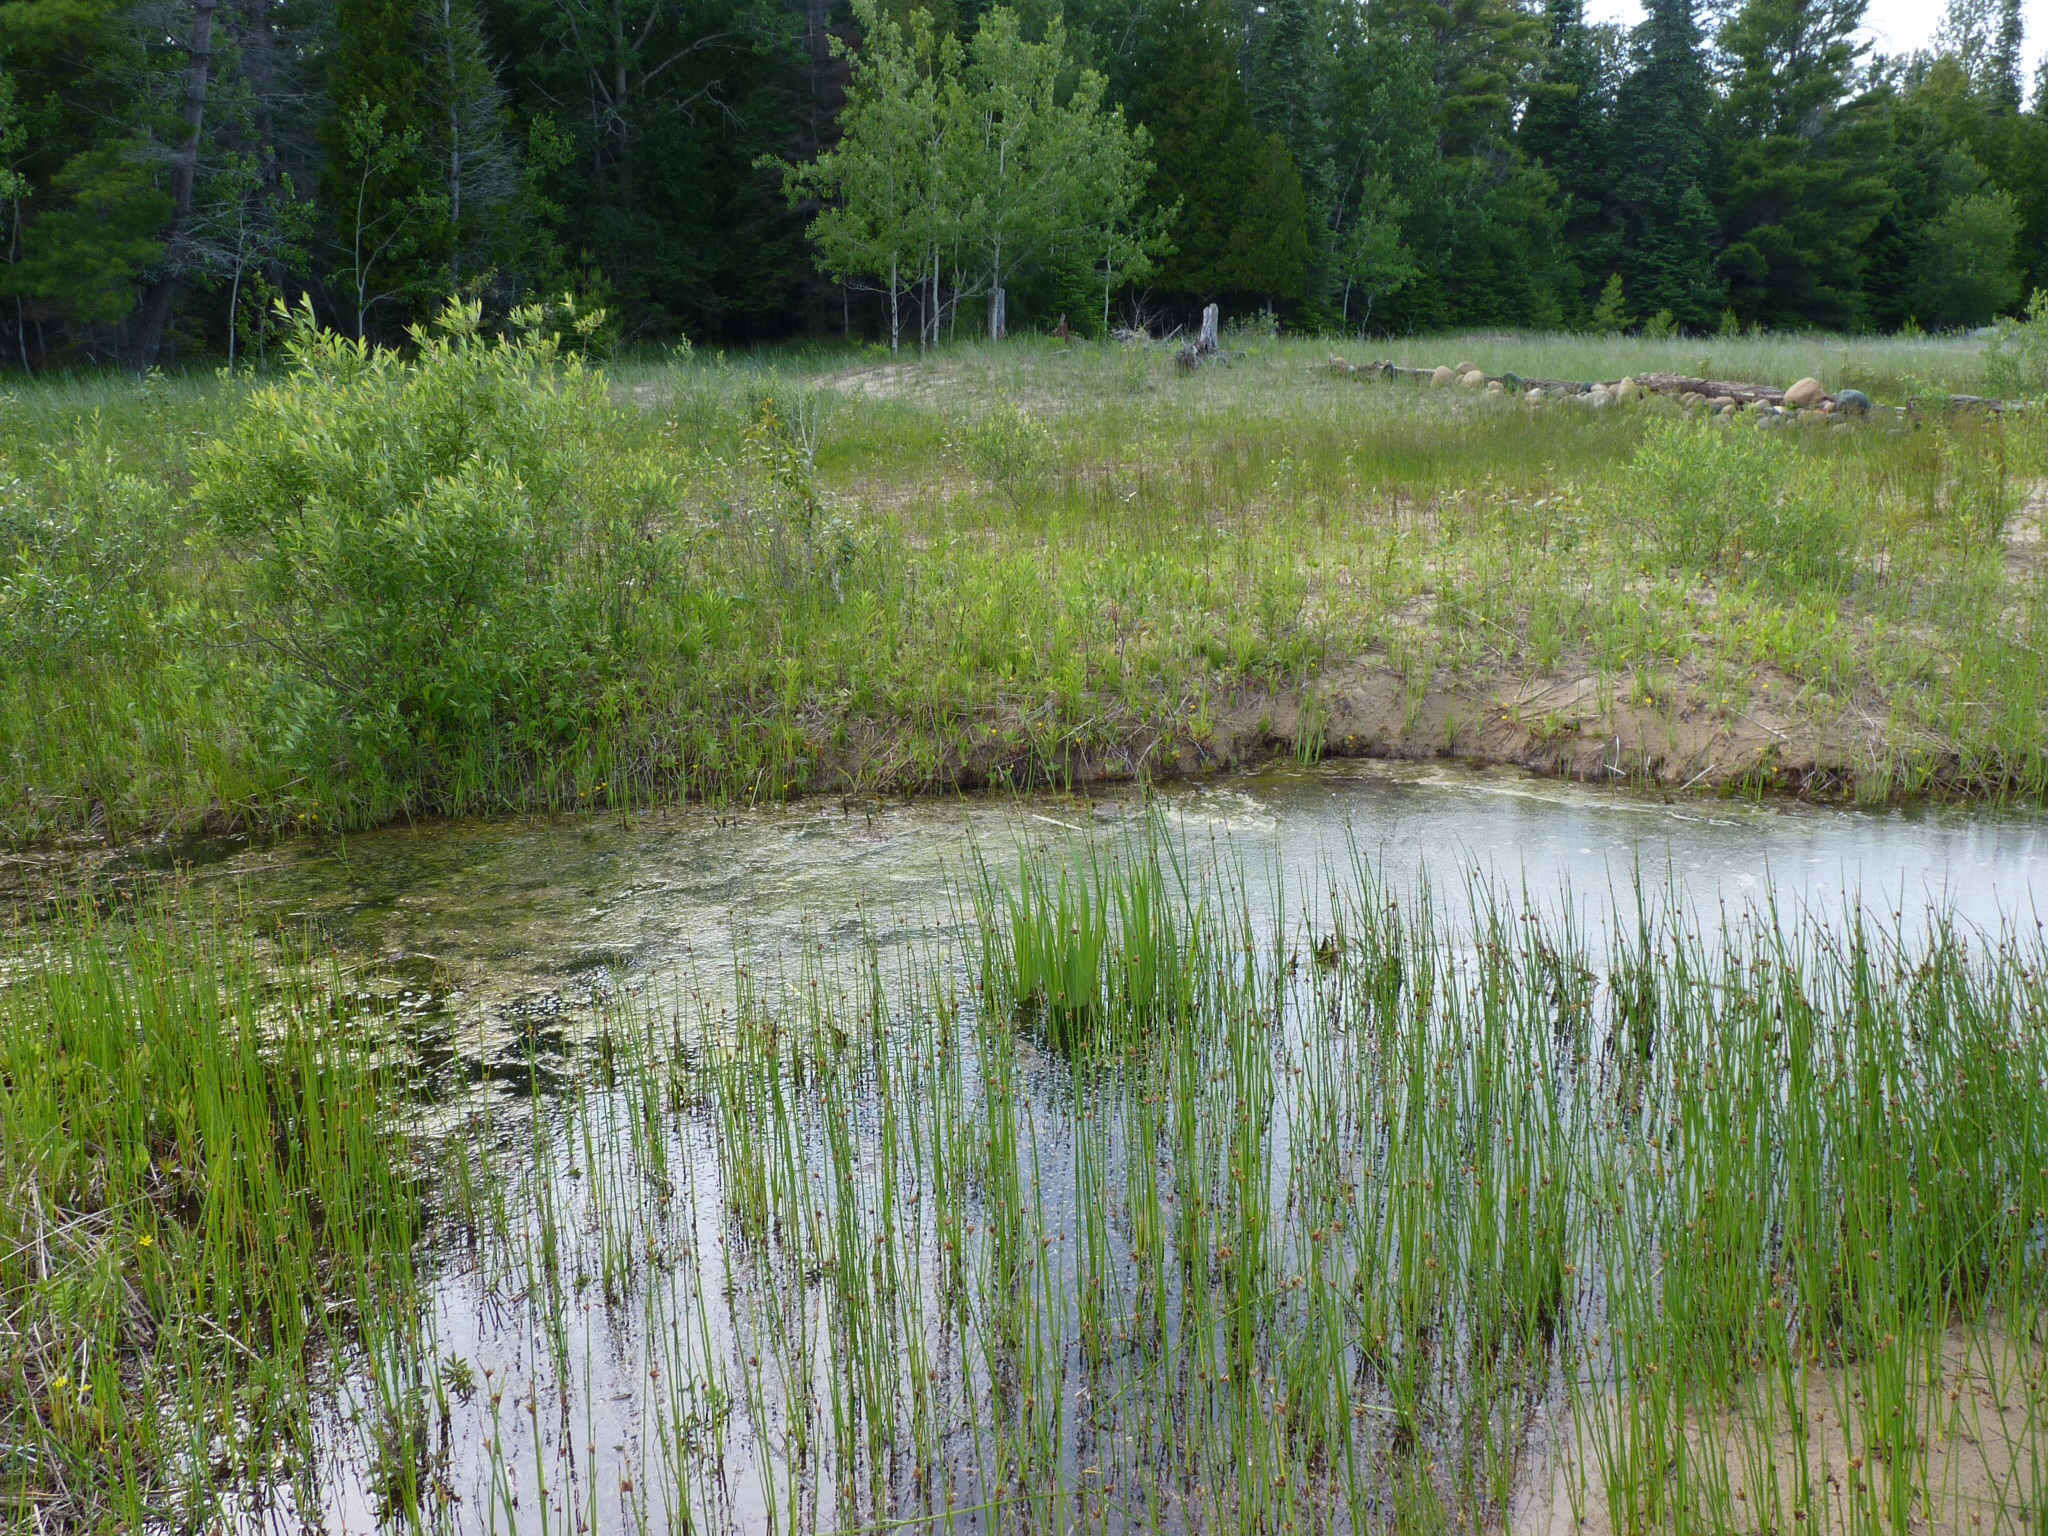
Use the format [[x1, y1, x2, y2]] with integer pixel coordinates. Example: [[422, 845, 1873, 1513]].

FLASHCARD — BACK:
[[946, 399, 1053, 507], [0, 438, 173, 669], [1623, 415, 1855, 592]]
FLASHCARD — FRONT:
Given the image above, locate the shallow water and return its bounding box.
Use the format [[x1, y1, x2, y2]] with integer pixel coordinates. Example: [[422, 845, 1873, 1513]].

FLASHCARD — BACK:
[[192, 760, 2048, 1034], [178, 762, 2046, 1536]]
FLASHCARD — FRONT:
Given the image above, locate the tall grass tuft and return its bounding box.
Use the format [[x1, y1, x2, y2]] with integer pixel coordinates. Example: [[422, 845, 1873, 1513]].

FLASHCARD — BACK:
[[0, 899, 420, 1530]]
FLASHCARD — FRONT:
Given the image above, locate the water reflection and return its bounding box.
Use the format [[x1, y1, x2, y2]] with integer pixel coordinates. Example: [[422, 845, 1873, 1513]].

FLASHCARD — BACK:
[[184, 761, 2047, 1035]]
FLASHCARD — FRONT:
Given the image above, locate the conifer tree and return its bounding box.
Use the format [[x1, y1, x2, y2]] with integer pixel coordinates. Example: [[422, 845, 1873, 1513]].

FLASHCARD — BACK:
[[1608, 0, 1720, 330], [1989, 0, 2024, 112], [1126, 0, 1309, 305], [1520, 0, 1615, 317], [1244, 0, 1331, 310], [1714, 0, 1890, 328]]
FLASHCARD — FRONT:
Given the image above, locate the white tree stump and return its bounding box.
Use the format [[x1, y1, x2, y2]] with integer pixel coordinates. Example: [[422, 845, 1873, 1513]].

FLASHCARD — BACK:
[[990, 287, 1006, 341], [1198, 303, 1219, 353]]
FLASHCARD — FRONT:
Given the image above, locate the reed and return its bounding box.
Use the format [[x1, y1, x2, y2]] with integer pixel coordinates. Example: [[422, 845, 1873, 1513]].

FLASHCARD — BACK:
[[0, 897, 423, 1531], [202, 830, 2035, 1533]]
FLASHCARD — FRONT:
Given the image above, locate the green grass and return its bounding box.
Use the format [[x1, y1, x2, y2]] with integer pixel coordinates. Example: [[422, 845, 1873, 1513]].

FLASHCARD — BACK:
[[2, 326, 2045, 848], [0, 900, 422, 1529]]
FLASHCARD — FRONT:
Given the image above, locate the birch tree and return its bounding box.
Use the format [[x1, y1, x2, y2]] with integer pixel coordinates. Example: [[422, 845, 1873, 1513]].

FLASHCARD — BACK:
[[781, 0, 955, 352]]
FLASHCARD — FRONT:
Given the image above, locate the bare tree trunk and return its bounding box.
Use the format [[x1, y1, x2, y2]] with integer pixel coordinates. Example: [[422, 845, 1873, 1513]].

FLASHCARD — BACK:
[[988, 235, 1002, 341], [611, 0, 632, 195], [135, 0, 219, 370], [227, 263, 242, 365], [889, 256, 900, 353]]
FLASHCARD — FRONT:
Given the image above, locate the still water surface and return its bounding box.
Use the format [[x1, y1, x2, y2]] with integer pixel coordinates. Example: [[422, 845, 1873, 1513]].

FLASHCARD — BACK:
[[192, 759, 2048, 1024], [162, 762, 2048, 1535]]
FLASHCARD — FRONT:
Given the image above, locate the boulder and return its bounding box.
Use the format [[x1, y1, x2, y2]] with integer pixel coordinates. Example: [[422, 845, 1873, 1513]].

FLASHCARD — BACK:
[[1587, 386, 1614, 408], [1328, 355, 1355, 374], [1525, 387, 1547, 402], [1835, 388, 1872, 415], [1431, 365, 1456, 387], [1784, 376, 1824, 409], [1615, 377, 1640, 404], [1679, 391, 1704, 408], [1718, 400, 1741, 416], [1487, 380, 1504, 395], [1453, 360, 1479, 376], [1459, 369, 1487, 388]]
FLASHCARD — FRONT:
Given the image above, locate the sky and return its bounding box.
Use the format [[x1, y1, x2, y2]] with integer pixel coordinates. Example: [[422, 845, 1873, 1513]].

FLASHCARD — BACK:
[[1584, 0, 2048, 82]]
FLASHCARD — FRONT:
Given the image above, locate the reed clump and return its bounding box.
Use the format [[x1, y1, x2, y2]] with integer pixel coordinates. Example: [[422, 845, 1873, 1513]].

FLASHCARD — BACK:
[[0, 902, 422, 1531], [2, 840, 2041, 1529], [328, 837, 2042, 1535]]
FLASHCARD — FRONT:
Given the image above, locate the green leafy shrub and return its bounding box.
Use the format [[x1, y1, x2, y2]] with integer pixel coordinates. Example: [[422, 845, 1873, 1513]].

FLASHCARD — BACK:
[[1622, 416, 1854, 592], [0, 438, 173, 670], [191, 298, 683, 813], [1984, 287, 2048, 401]]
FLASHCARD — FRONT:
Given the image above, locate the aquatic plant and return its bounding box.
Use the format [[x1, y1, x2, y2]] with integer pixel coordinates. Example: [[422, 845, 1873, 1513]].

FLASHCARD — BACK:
[[151, 839, 2029, 1534], [0, 900, 421, 1530]]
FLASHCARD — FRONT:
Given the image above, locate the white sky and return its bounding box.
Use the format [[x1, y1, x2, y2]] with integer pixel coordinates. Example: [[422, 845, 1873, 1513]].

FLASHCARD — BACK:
[[1585, 0, 2048, 80]]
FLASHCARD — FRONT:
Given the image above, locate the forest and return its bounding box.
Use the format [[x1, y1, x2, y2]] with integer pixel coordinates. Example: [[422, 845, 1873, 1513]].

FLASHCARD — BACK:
[[2, 0, 2046, 364]]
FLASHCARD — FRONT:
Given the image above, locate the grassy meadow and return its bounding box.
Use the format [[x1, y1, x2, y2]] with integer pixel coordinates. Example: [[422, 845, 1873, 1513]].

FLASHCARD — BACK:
[[3, 317, 2045, 849]]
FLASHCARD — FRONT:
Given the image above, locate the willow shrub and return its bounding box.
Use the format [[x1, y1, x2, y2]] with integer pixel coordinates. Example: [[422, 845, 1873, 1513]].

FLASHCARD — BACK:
[[1622, 414, 1856, 594], [191, 298, 686, 817]]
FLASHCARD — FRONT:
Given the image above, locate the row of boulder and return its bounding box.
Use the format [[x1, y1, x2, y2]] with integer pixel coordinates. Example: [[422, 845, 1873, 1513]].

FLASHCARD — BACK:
[[1326, 356, 2016, 418]]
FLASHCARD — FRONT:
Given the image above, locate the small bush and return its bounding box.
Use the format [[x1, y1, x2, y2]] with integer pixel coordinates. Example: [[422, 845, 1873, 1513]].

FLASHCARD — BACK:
[[191, 298, 683, 813], [0, 439, 173, 670], [1623, 416, 1854, 592], [946, 401, 1053, 507], [1984, 287, 2048, 401]]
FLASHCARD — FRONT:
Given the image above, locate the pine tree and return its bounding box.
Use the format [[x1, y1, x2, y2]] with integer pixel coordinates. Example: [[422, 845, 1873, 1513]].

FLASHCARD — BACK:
[[1937, 0, 2016, 104], [1520, 0, 1615, 317], [1367, 0, 1544, 158], [1989, 0, 2024, 112], [1714, 0, 1890, 328], [1244, 0, 1331, 311], [1608, 0, 1720, 330], [1125, 0, 1308, 305]]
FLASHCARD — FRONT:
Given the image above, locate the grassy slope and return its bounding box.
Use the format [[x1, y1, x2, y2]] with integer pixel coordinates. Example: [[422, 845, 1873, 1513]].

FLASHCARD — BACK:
[[1, 330, 2043, 847]]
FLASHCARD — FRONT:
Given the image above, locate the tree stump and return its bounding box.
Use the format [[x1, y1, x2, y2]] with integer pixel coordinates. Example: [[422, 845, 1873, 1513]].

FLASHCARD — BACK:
[[1197, 303, 1219, 354]]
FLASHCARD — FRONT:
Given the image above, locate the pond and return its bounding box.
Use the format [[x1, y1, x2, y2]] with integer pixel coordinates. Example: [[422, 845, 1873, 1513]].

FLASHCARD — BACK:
[[187, 759, 2048, 1036], [55, 763, 2048, 1536]]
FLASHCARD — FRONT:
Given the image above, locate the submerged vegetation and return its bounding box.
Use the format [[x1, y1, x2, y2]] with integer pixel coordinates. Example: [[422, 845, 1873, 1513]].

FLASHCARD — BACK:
[[4, 319, 2047, 848], [2, 836, 2041, 1531]]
